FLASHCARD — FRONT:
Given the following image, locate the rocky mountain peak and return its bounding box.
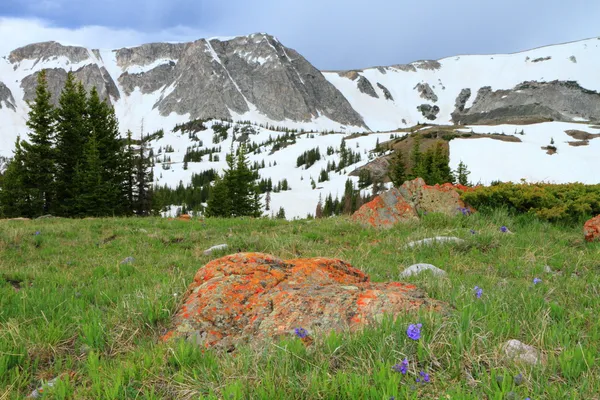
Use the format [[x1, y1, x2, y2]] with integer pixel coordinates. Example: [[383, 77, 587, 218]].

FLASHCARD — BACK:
[[9, 41, 91, 65]]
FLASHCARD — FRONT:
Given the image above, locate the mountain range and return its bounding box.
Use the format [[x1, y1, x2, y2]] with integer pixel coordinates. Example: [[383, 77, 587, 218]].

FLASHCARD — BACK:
[[1, 33, 599, 218]]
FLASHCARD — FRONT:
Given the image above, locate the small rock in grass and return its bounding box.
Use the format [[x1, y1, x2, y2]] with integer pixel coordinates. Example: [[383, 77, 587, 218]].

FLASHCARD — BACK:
[[503, 339, 542, 365], [543, 265, 553, 274], [400, 263, 447, 278], [203, 244, 228, 256], [28, 376, 59, 398], [405, 236, 465, 248], [120, 256, 135, 264]]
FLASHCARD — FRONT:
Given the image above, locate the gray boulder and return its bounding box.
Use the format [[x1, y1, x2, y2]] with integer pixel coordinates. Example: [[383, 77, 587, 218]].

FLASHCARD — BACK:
[[400, 263, 447, 278]]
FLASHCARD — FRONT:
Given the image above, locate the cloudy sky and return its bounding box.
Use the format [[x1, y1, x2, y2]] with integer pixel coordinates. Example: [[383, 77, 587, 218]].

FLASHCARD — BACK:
[[1, 0, 599, 70]]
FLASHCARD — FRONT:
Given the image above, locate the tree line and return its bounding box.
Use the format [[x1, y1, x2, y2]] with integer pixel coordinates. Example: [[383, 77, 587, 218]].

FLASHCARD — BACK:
[[0, 71, 153, 218]]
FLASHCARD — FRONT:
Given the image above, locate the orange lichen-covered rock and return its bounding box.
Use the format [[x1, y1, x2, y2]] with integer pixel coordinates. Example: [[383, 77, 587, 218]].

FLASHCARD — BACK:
[[163, 253, 446, 348], [352, 188, 419, 229], [354, 178, 475, 228], [584, 215, 600, 242]]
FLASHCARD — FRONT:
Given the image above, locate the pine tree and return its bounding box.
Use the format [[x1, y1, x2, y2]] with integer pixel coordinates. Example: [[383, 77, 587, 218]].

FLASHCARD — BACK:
[[21, 70, 56, 216], [265, 190, 271, 211], [389, 149, 406, 187], [205, 176, 231, 217], [455, 161, 471, 186], [54, 72, 89, 215], [86, 86, 125, 214], [409, 135, 426, 180], [0, 138, 35, 217], [122, 130, 136, 214], [134, 133, 154, 216], [276, 207, 286, 219], [73, 132, 108, 216], [315, 194, 323, 218]]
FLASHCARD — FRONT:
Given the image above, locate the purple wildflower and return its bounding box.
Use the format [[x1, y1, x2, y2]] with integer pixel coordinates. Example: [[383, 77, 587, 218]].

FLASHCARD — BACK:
[[470, 229, 477, 235], [34, 231, 41, 236], [392, 358, 409, 374], [474, 286, 483, 299], [416, 371, 430, 383], [406, 323, 422, 340], [294, 328, 308, 339], [533, 278, 542, 285], [500, 226, 509, 233]]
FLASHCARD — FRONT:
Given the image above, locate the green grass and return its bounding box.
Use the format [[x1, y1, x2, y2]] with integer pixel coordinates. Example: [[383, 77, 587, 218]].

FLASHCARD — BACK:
[[1, 211, 599, 399]]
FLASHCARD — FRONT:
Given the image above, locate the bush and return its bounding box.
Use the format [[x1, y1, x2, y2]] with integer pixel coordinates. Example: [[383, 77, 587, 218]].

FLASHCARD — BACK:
[[461, 182, 600, 223]]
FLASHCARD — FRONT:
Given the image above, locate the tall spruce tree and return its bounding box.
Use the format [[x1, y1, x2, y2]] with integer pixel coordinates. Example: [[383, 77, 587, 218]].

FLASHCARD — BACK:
[[230, 144, 257, 217], [122, 130, 136, 214], [0, 138, 35, 217], [389, 149, 407, 187], [54, 72, 89, 216], [134, 133, 154, 216], [409, 135, 426, 180], [86, 87, 125, 214], [73, 132, 108, 216], [20, 70, 56, 215], [205, 176, 231, 217], [455, 161, 471, 186]]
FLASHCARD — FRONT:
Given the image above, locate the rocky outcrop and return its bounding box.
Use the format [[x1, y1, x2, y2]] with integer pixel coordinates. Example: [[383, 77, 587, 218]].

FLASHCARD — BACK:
[[417, 104, 440, 120], [163, 252, 447, 348], [377, 83, 394, 101], [115, 43, 186, 71], [0, 82, 16, 111], [357, 76, 378, 98], [452, 81, 600, 124], [584, 215, 600, 242], [9, 41, 90, 64], [454, 88, 471, 113], [353, 178, 473, 228], [349, 156, 391, 182], [415, 83, 438, 102], [21, 65, 120, 104]]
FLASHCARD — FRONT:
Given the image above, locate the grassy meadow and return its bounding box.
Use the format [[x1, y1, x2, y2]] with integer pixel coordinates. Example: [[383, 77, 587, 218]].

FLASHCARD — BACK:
[[1, 210, 599, 399]]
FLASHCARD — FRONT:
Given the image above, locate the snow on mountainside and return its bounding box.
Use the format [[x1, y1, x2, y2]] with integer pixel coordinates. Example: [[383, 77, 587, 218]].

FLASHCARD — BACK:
[[1, 34, 600, 218], [325, 38, 600, 131]]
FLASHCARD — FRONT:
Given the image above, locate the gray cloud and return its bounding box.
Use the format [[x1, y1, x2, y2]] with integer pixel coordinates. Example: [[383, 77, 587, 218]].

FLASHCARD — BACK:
[[1, 0, 599, 70]]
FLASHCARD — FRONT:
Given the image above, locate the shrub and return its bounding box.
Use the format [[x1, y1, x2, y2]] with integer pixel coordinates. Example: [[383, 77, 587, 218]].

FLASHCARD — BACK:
[[461, 182, 600, 223]]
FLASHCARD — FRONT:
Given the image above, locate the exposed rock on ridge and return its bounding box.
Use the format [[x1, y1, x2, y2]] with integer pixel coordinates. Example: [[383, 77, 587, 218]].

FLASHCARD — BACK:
[[21, 66, 120, 105], [452, 81, 600, 124], [0, 82, 16, 111]]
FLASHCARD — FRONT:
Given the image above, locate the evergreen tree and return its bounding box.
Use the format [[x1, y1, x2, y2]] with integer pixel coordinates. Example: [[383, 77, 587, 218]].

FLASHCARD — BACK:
[[205, 144, 261, 218], [54, 72, 89, 215], [409, 135, 426, 180], [315, 194, 323, 218], [455, 161, 471, 186], [0, 138, 35, 217], [265, 190, 271, 211], [276, 207, 286, 219], [86, 86, 125, 214], [73, 132, 108, 216], [134, 133, 154, 216], [122, 130, 136, 214], [389, 149, 406, 187], [205, 176, 231, 217], [21, 70, 56, 215]]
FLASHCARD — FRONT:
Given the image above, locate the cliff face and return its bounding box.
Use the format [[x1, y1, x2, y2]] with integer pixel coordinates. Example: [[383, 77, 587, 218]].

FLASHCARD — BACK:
[[6, 34, 366, 128], [451, 81, 600, 124]]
